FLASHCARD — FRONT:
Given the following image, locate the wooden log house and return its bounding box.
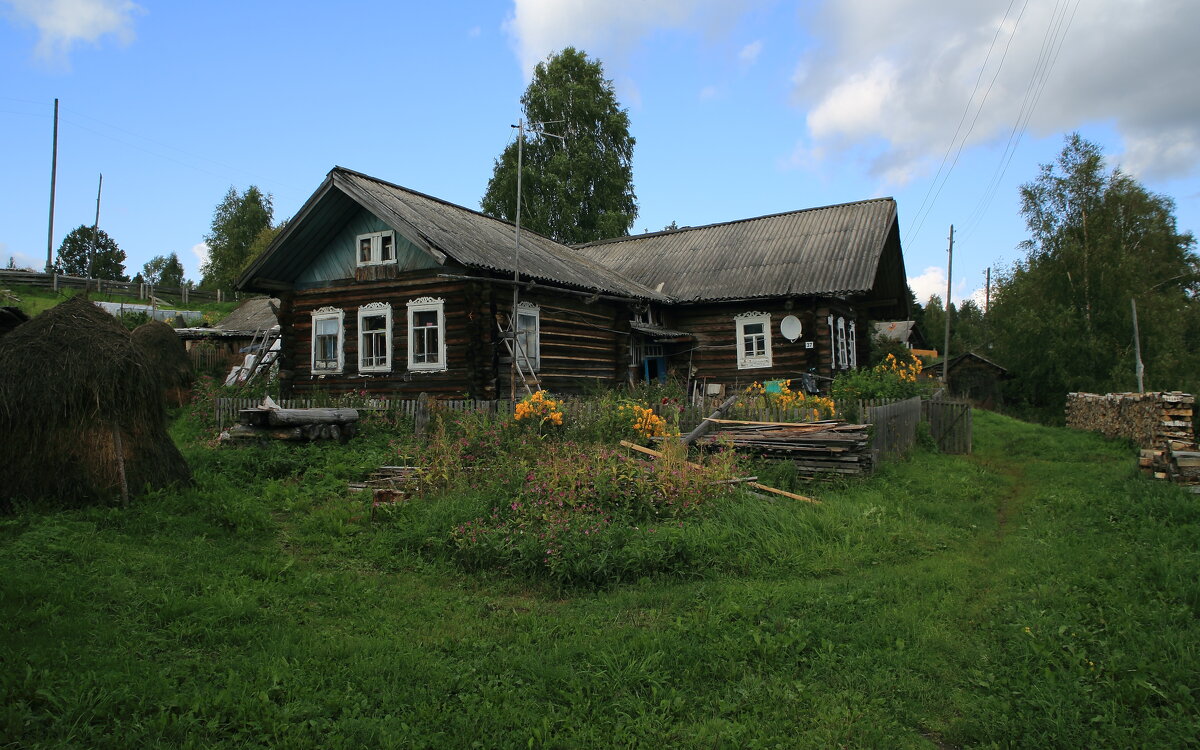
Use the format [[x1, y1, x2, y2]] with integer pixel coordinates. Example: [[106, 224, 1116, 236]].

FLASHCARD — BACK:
[[237, 167, 909, 399]]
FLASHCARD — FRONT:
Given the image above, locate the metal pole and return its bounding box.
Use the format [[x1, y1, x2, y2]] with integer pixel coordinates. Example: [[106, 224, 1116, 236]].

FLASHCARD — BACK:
[[1131, 298, 1144, 393], [942, 225, 954, 385], [90, 173, 103, 283], [46, 98, 59, 272], [510, 119, 524, 404]]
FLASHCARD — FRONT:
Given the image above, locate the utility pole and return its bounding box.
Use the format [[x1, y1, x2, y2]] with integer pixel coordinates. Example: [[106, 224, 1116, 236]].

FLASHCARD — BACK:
[[507, 118, 562, 403], [1131, 298, 1144, 393], [46, 98, 59, 273], [90, 173, 103, 284], [509, 119, 525, 404], [942, 224, 954, 385]]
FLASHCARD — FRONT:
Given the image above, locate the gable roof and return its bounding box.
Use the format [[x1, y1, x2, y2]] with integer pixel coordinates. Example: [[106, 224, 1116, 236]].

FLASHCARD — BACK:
[[575, 198, 904, 302], [239, 168, 666, 300]]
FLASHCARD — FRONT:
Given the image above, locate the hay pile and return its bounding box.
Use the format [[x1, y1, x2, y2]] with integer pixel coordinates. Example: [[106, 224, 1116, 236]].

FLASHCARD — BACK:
[[0, 306, 28, 338], [132, 319, 194, 407], [0, 296, 191, 506]]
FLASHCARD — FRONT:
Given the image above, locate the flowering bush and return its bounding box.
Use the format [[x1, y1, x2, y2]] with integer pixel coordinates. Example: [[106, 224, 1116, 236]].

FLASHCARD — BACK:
[[447, 442, 741, 586], [513, 390, 564, 429], [618, 400, 677, 442], [830, 352, 929, 403], [738, 380, 836, 421]]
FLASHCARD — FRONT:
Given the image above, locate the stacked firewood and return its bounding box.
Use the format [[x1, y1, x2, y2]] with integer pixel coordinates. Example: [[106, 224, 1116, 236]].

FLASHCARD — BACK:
[[349, 466, 422, 510], [1067, 391, 1198, 489], [695, 419, 873, 476], [222, 400, 360, 442]]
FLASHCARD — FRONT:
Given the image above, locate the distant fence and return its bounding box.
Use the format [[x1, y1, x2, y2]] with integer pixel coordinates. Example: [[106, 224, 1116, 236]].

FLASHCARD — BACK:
[[923, 398, 973, 454], [0, 269, 230, 303]]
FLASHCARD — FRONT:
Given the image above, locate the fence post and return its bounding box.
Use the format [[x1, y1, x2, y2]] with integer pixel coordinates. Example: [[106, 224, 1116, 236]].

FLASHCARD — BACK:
[[414, 392, 430, 440]]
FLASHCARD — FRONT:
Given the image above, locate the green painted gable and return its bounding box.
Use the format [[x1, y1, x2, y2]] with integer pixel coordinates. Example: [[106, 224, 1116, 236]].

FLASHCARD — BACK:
[[296, 207, 439, 288]]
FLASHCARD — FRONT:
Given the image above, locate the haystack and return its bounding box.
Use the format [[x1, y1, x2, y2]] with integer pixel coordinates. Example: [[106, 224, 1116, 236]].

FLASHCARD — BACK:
[[0, 296, 191, 506], [132, 319, 194, 408], [0, 306, 28, 338]]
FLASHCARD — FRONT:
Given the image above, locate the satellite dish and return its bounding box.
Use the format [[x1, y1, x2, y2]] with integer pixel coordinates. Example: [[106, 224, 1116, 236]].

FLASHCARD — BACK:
[[780, 315, 802, 342]]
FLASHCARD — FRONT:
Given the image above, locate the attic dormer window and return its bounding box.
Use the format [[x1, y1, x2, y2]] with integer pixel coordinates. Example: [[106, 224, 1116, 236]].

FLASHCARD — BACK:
[[357, 230, 396, 267]]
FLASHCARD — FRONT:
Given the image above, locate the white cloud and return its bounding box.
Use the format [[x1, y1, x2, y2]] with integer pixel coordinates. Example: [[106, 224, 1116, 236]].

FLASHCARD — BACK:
[[791, 0, 1200, 182], [738, 39, 763, 66], [503, 0, 756, 78], [910, 264, 991, 309], [468, 25, 482, 38], [909, 265, 946, 305], [699, 85, 718, 101], [189, 241, 209, 280], [4, 0, 142, 64], [0, 242, 42, 271]]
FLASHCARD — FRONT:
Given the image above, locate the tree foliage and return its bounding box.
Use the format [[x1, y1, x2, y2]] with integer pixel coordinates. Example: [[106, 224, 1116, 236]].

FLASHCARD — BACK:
[[481, 47, 637, 244], [990, 133, 1199, 415], [141, 252, 186, 288], [55, 225, 127, 280], [201, 186, 273, 290]]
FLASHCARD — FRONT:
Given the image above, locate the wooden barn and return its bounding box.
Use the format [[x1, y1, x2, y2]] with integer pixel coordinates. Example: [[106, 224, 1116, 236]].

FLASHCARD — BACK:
[[237, 167, 909, 399]]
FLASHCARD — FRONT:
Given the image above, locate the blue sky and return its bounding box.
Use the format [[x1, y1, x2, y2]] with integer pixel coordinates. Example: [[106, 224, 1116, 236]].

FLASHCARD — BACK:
[[3, 0, 1198, 308]]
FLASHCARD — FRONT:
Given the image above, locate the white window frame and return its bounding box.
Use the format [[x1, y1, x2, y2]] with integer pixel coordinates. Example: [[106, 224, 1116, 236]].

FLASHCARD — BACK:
[[407, 296, 446, 372], [836, 316, 848, 370], [735, 311, 772, 370], [848, 320, 858, 368], [311, 306, 344, 374], [357, 302, 392, 373], [514, 302, 541, 372], [356, 230, 397, 267]]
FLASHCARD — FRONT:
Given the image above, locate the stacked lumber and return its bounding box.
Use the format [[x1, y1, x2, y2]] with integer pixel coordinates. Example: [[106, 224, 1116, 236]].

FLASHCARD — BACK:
[[221, 398, 360, 443], [349, 466, 422, 509], [695, 419, 873, 476], [1068, 391, 1199, 489]]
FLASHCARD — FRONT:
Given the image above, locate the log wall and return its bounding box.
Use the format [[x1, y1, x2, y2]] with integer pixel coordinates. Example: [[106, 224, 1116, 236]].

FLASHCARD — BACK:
[[664, 298, 860, 390], [282, 270, 633, 399]]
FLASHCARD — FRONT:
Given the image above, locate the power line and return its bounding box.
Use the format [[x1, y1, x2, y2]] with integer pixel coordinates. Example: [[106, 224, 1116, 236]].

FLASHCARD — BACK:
[[962, 0, 1080, 240], [904, 0, 1026, 248]]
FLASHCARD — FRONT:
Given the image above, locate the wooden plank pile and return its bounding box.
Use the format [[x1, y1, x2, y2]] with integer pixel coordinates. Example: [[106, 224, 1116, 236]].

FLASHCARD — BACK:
[[349, 466, 422, 511], [1067, 391, 1198, 490], [221, 397, 360, 442], [694, 418, 874, 476]]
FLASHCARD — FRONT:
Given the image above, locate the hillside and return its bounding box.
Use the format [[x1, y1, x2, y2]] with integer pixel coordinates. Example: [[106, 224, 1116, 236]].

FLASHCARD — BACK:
[[1, 410, 1196, 747]]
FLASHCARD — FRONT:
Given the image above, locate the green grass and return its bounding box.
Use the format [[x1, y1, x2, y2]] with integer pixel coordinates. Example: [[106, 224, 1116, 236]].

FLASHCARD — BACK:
[[2, 283, 241, 322], [2, 411, 1197, 747]]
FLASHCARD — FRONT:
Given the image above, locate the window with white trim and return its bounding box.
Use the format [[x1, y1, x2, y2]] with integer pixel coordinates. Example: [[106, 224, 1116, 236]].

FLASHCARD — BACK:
[[515, 302, 540, 371], [356, 230, 396, 267], [836, 316, 848, 370], [848, 320, 857, 368], [407, 297, 446, 371], [311, 306, 344, 374], [357, 302, 392, 372], [735, 312, 772, 369]]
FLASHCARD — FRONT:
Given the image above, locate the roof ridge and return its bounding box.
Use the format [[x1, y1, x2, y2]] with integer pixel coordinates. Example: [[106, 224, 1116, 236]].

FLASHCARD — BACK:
[[575, 196, 896, 248], [331, 166, 563, 244]]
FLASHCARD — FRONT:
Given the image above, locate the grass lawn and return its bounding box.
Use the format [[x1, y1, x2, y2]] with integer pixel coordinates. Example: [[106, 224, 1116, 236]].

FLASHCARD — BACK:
[[2, 411, 1197, 747]]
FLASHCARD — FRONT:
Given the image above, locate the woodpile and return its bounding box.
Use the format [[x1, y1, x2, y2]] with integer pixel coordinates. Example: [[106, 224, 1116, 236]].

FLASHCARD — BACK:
[[1067, 391, 1198, 490], [349, 466, 422, 513], [221, 397, 360, 442], [694, 418, 874, 476]]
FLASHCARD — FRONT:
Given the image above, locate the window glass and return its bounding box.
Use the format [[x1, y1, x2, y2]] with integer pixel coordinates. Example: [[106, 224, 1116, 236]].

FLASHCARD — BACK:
[[412, 310, 440, 364]]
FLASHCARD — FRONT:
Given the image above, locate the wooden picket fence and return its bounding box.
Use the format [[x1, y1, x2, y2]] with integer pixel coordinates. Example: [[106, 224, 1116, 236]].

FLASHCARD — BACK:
[[0, 269, 226, 302], [923, 398, 973, 454], [862, 397, 923, 461]]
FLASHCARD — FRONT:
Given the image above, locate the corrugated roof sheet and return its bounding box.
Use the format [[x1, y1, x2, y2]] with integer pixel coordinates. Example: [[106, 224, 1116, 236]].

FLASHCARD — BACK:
[[217, 297, 279, 332], [240, 168, 665, 300], [576, 198, 898, 301]]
